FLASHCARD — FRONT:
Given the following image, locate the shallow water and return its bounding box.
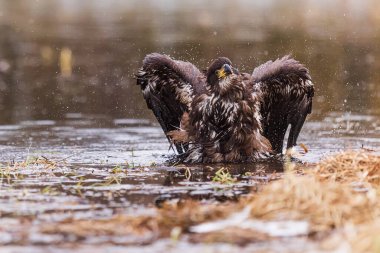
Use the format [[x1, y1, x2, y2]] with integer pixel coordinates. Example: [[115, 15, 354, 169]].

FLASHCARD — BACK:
[[0, 0, 380, 252], [0, 113, 379, 249]]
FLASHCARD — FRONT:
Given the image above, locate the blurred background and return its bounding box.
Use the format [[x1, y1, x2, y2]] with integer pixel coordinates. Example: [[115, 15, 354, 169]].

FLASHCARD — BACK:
[[0, 0, 379, 125]]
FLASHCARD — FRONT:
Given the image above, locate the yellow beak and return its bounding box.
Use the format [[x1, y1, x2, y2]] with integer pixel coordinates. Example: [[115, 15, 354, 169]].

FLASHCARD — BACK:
[[216, 64, 233, 79], [216, 68, 227, 79]]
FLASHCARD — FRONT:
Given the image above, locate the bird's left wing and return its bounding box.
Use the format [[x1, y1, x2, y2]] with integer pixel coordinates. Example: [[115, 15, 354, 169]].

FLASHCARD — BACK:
[[250, 55, 314, 153], [136, 53, 206, 153]]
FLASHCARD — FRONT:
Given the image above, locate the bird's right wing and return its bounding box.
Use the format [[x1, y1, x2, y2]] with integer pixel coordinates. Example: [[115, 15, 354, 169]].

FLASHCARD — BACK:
[[136, 53, 206, 153]]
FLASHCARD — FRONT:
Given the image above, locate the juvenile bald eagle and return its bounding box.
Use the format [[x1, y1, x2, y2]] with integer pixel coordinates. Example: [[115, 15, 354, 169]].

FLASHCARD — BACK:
[[136, 53, 314, 163]]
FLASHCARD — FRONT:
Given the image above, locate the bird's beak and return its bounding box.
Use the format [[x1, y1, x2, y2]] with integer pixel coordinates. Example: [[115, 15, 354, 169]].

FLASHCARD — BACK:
[[216, 64, 233, 79]]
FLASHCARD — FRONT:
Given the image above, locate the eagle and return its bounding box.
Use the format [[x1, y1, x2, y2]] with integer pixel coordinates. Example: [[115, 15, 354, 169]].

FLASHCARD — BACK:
[[136, 53, 314, 163]]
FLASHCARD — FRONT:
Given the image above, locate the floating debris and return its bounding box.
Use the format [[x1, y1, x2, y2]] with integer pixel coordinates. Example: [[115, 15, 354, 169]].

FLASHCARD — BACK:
[[212, 168, 237, 184], [299, 143, 309, 153]]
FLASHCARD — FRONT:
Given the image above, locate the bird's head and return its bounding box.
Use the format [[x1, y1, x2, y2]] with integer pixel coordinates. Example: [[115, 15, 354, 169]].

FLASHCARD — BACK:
[[206, 57, 240, 93]]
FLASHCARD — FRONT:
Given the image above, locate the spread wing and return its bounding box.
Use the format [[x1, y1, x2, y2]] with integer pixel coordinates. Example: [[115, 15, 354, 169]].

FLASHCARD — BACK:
[[136, 53, 206, 154], [250, 55, 314, 153]]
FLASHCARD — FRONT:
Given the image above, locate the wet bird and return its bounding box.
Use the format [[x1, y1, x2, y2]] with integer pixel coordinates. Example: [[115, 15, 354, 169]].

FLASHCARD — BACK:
[[136, 53, 314, 163]]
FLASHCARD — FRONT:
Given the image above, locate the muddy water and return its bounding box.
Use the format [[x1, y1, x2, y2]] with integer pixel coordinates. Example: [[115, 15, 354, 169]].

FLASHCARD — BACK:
[[0, 0, 380, 252], [0, 113, 379, 250]]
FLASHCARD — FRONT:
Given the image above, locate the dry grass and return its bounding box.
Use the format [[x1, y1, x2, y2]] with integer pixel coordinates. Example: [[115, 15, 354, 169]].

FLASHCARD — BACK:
[[245, 151, 380, 232], [247, 174, 379, 232], [157, 200, 235, 233], [313, 150, 380, 186], [40, 200, 234, 243], [0, 156, 61, 184], [189, 227, 270, 245], [41, 215, 160, 243]]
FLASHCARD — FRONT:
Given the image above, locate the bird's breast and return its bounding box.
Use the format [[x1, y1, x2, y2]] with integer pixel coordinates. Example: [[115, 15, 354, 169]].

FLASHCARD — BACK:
[[210, 97, 240, 125]]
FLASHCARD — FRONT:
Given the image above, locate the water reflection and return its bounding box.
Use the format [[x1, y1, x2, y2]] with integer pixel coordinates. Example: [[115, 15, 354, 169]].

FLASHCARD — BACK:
[[0, 0, 380, 124]]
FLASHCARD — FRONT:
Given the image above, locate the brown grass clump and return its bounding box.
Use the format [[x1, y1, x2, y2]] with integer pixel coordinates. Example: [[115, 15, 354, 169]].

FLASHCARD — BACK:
[[39, 200, 235, 244], [189, 227, 270, 245], [41, 215, 160, 244], [313, 151, 380, 186], [157, 200, 236, 234], [248, 174, 379, 232]]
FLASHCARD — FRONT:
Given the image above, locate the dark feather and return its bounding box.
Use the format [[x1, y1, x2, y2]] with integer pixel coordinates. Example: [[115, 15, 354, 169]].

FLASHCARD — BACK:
[[251, 55, 314, 153], [136, 53, 206, 153]]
